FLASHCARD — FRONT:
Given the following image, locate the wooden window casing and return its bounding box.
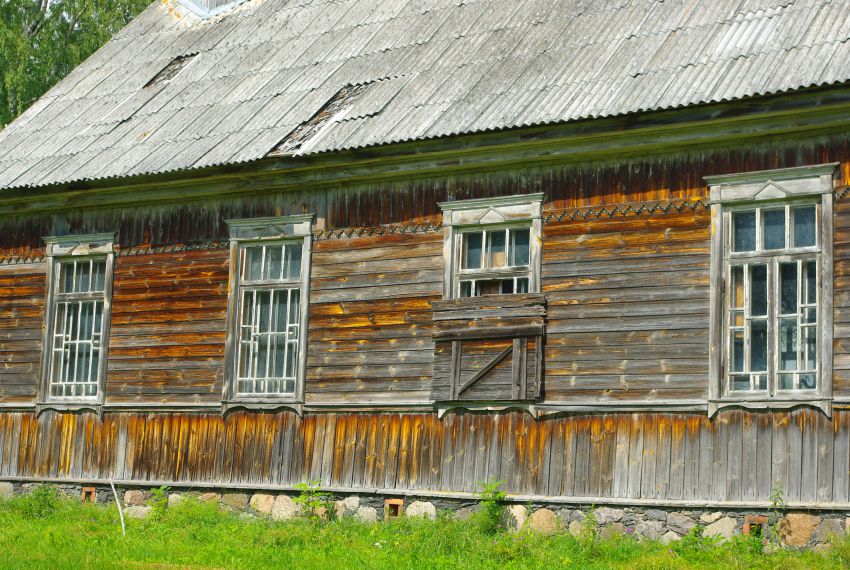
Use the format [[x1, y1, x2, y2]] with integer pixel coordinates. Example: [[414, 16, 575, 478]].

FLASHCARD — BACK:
[[223, 215, 314, 411], [706, 164, 836, 416], [39, 234, 116, 412]]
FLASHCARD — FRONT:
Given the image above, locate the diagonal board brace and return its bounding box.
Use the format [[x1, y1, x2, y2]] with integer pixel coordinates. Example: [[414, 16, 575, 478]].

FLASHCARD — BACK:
[[455, 343, 513, 397]]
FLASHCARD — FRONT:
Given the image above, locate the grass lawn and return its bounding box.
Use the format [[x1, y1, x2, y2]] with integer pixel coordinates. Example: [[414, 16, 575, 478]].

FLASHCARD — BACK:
[[1, 491, 849, 569]]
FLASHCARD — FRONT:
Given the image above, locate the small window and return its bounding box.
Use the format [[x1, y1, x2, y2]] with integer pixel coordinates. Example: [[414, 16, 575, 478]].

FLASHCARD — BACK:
[[439, 194, 543, 300], [457, 227, 531, 297], [41, 234, 115, 405], [224, 215, 314, 406]]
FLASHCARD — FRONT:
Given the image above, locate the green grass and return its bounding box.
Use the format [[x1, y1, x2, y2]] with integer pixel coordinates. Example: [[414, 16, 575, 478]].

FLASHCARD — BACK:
[[1, 493, 849, 569]]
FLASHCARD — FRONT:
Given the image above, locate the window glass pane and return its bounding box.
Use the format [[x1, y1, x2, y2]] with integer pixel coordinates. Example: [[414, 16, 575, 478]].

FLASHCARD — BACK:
[[731, 266, 744, 309], [733, 211, 756, 252], [800, 373, 817, 390], [460, 281, 472, 297], [780, 262, 797, 315], [731, 330, 744, 372], [487, 230, 507, 268], [779, 373, 794, 390], [266, 245, 283, 281], [805, 307, 817, 324], [509, 228, 530, 267], [805, 260, 817, 304], [779, 318, 798, 371], [516, 278, 529, 294], [732, 375, 750, 391], [244, 246, 263, 281], [477, 279, 502, 296], [461, 233, 483, 269], [288, 289, 300, 326], [750, 319, 767, 372], [793, 206, 816, 247], [750, 265, 767, 316], [762, 209, 786, 250], [755, 374, 767, 391], [285, 244, 302, 280], [804, 327, 817, 369]]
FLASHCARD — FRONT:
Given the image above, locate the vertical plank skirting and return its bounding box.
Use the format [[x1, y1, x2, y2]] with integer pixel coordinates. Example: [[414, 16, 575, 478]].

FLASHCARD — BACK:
[[0, 409, 849, 505]]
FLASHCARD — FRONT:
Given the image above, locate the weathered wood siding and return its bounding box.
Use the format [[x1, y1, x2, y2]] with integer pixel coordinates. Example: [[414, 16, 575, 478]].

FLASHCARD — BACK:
[[0, 409, 847, 506], [542, 207, 711, 403], [307, 232, 442, 404], [833, 194, 850, 396], [108, 248, 229, 403], [0, 262, 45, 403]]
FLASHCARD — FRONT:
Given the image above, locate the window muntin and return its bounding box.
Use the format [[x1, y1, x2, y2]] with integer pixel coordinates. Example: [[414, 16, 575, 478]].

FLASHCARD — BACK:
[[725, 202, 820, 396], [48, 259, 108, 399], [457, 226, 531, 297], [235, 242, 303, 396]]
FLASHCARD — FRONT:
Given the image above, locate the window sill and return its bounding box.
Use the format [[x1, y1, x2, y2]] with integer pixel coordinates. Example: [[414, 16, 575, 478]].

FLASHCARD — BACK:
[[709, 397, 832, 417], [221, 399, 303, 415], [35, 400, 102, 415]]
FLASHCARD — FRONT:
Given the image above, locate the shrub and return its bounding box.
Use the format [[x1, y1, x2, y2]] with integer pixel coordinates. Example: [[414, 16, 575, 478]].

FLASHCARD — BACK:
[[473, 478, 506, 534], [293, 480, 334, 521], [18, 484, 60, 519], [149, 486, 170, 521]]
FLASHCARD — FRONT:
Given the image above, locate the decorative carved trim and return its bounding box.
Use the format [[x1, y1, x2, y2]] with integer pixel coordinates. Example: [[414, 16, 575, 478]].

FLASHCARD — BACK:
[[117, 241, 229, 257], [314, 221, 442, 240], [543, 199, 709, 223], [0, 254, 45, 265]]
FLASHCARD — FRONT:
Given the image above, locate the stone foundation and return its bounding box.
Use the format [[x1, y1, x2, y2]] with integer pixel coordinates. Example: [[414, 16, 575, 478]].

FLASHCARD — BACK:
[[1, 481, 848, 549]]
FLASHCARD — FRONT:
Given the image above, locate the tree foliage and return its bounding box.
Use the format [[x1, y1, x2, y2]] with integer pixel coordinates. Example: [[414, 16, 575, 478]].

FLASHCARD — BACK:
[[0, 0, 150, 128]]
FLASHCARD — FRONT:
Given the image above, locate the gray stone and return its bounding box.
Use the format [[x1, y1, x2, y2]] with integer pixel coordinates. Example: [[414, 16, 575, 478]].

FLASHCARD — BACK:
[[334, 500, 347, 520], [595, 507, 625, 525], [600, 522, 626, 540], [406, 501, 437, 520], [355, 506, 378, 523], [167, 493, 185, 507], [635, 520, 664, 541], [526, 508, 561, 535], [123, 490, 147, 507], [249, 493, 275, 515], [271, 495, 301, 521], [704, 517, 737, 541], [503, 505, 528, 531], [343, 495, 361, 512], [813, 543, 831, 553], [700, 511, 724, 524], [661, 531, 681, 545], [568, 520, 584, 537], [455, 506, 477, 521], [221, 493, 249, 510], [815, 518, 844, 543], [644, 509, 667, 522], [124, 506, 152, 519], [666, 512, 696, 535], [570, 510, 586, 523], [0, 482, 14, 499], [199, 492, 221, 503]]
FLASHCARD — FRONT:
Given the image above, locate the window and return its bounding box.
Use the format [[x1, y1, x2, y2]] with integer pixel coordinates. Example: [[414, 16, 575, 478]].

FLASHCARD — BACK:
[[725, 204, 819, 394], [40, 234, 115, 406], [457, 226, 531, 297], [224, 215, 314, 407], [706, 164, 835, 416], [235, 242, 302, 395], [439, 193, 543, 299]]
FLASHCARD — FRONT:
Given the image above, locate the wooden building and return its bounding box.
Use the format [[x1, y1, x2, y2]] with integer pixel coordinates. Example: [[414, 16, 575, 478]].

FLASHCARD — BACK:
[[3, 0, 850, 515]]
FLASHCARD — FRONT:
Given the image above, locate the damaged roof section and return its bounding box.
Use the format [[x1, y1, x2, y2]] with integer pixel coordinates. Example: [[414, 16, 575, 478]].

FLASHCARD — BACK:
[[3, 0, 850, 190]]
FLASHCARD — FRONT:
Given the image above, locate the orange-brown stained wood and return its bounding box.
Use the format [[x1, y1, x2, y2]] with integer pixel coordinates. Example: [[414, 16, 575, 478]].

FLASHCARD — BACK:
[[0, 409, 846, 503]]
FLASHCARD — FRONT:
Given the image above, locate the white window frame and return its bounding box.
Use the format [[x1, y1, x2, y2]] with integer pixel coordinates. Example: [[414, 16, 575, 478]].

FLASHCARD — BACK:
[[39, 233, 115, 410], [706, 164, 836, 417], [223, 215, 314, 410], [439, 194, 544, 300]]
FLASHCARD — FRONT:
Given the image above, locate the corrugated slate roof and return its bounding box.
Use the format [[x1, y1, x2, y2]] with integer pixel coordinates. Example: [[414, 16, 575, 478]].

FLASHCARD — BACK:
[[2, 0, 850, 190]]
